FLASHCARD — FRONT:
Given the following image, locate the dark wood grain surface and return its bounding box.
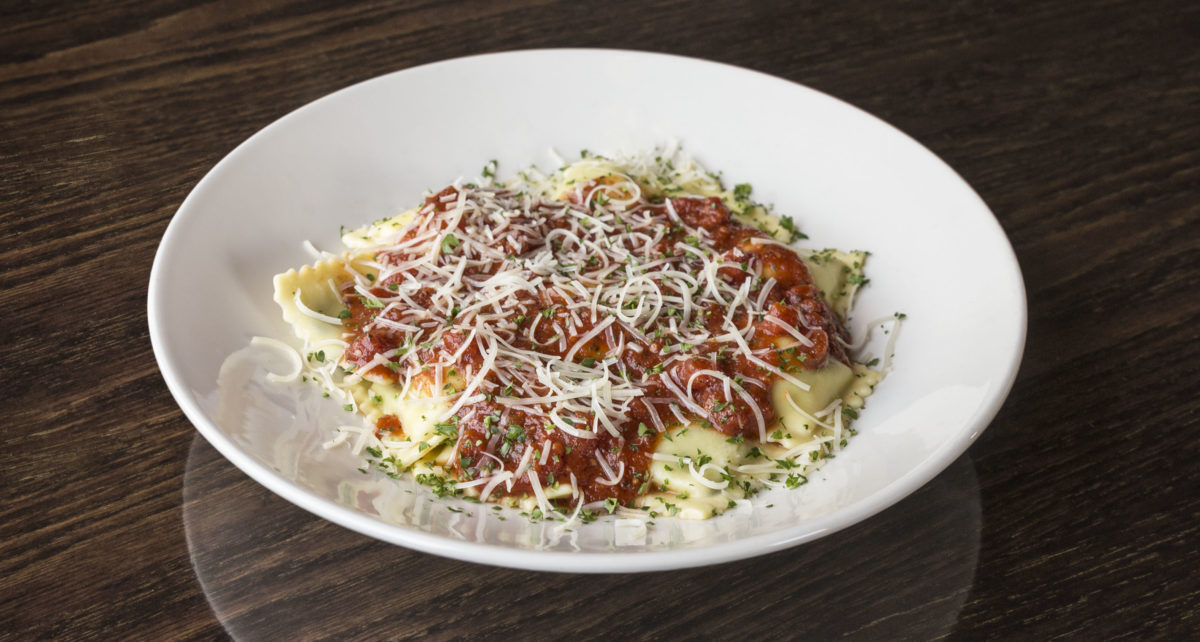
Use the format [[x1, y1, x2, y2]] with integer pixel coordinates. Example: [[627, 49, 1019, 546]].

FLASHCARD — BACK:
[[2, 0, 1197, 639]]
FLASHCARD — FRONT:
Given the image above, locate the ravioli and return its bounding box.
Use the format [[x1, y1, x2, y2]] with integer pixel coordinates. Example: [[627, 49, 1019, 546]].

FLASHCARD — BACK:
[[270, 149, 888, 520]]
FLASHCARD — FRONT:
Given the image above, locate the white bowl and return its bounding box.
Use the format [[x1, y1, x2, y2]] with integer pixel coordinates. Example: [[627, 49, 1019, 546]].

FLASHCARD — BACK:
[[149, 49, 1025, 573]]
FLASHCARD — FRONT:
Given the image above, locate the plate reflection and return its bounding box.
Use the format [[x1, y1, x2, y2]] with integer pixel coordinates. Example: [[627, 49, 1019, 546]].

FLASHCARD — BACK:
[[184, 435, 981, 639]]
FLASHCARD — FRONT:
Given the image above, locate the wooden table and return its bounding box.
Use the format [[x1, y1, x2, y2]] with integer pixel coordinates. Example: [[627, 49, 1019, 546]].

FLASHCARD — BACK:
[[3, 1, 1197, 638]]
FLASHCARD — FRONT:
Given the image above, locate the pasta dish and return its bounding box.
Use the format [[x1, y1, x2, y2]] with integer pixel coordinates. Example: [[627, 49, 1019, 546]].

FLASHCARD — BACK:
[[268, 148, 893, 521]]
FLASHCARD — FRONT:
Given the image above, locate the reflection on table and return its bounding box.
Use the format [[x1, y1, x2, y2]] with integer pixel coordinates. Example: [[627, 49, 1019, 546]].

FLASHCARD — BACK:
[[184, 435, 982, 639]]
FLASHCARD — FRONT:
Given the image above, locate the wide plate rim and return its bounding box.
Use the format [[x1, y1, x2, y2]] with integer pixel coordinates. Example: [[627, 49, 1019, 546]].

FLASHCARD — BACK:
[[149, 48, 1026, 573]]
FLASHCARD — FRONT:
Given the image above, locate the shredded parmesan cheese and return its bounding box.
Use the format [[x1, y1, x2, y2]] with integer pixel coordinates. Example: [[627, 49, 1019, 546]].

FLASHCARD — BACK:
[[269, 146, 890, 521]]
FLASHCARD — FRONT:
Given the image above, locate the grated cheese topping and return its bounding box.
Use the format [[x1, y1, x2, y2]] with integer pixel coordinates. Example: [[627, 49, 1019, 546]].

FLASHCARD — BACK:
[[270, 147, 893, 521]]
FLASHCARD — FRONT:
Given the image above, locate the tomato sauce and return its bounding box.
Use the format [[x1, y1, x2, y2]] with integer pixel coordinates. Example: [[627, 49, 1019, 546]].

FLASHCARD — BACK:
[[337, 184, 849, 507]]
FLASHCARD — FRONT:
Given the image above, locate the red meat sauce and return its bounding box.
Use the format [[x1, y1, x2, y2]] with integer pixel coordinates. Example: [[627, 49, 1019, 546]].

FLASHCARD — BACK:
[[337, 184, 849, 507]]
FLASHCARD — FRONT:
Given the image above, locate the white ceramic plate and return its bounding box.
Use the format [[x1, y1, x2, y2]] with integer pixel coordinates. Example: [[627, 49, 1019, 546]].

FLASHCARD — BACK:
[[149, 49, 1025, 573]]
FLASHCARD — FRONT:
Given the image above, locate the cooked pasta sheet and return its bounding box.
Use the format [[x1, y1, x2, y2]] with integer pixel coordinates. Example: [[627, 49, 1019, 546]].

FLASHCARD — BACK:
[[271, 149, 886, 521]]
